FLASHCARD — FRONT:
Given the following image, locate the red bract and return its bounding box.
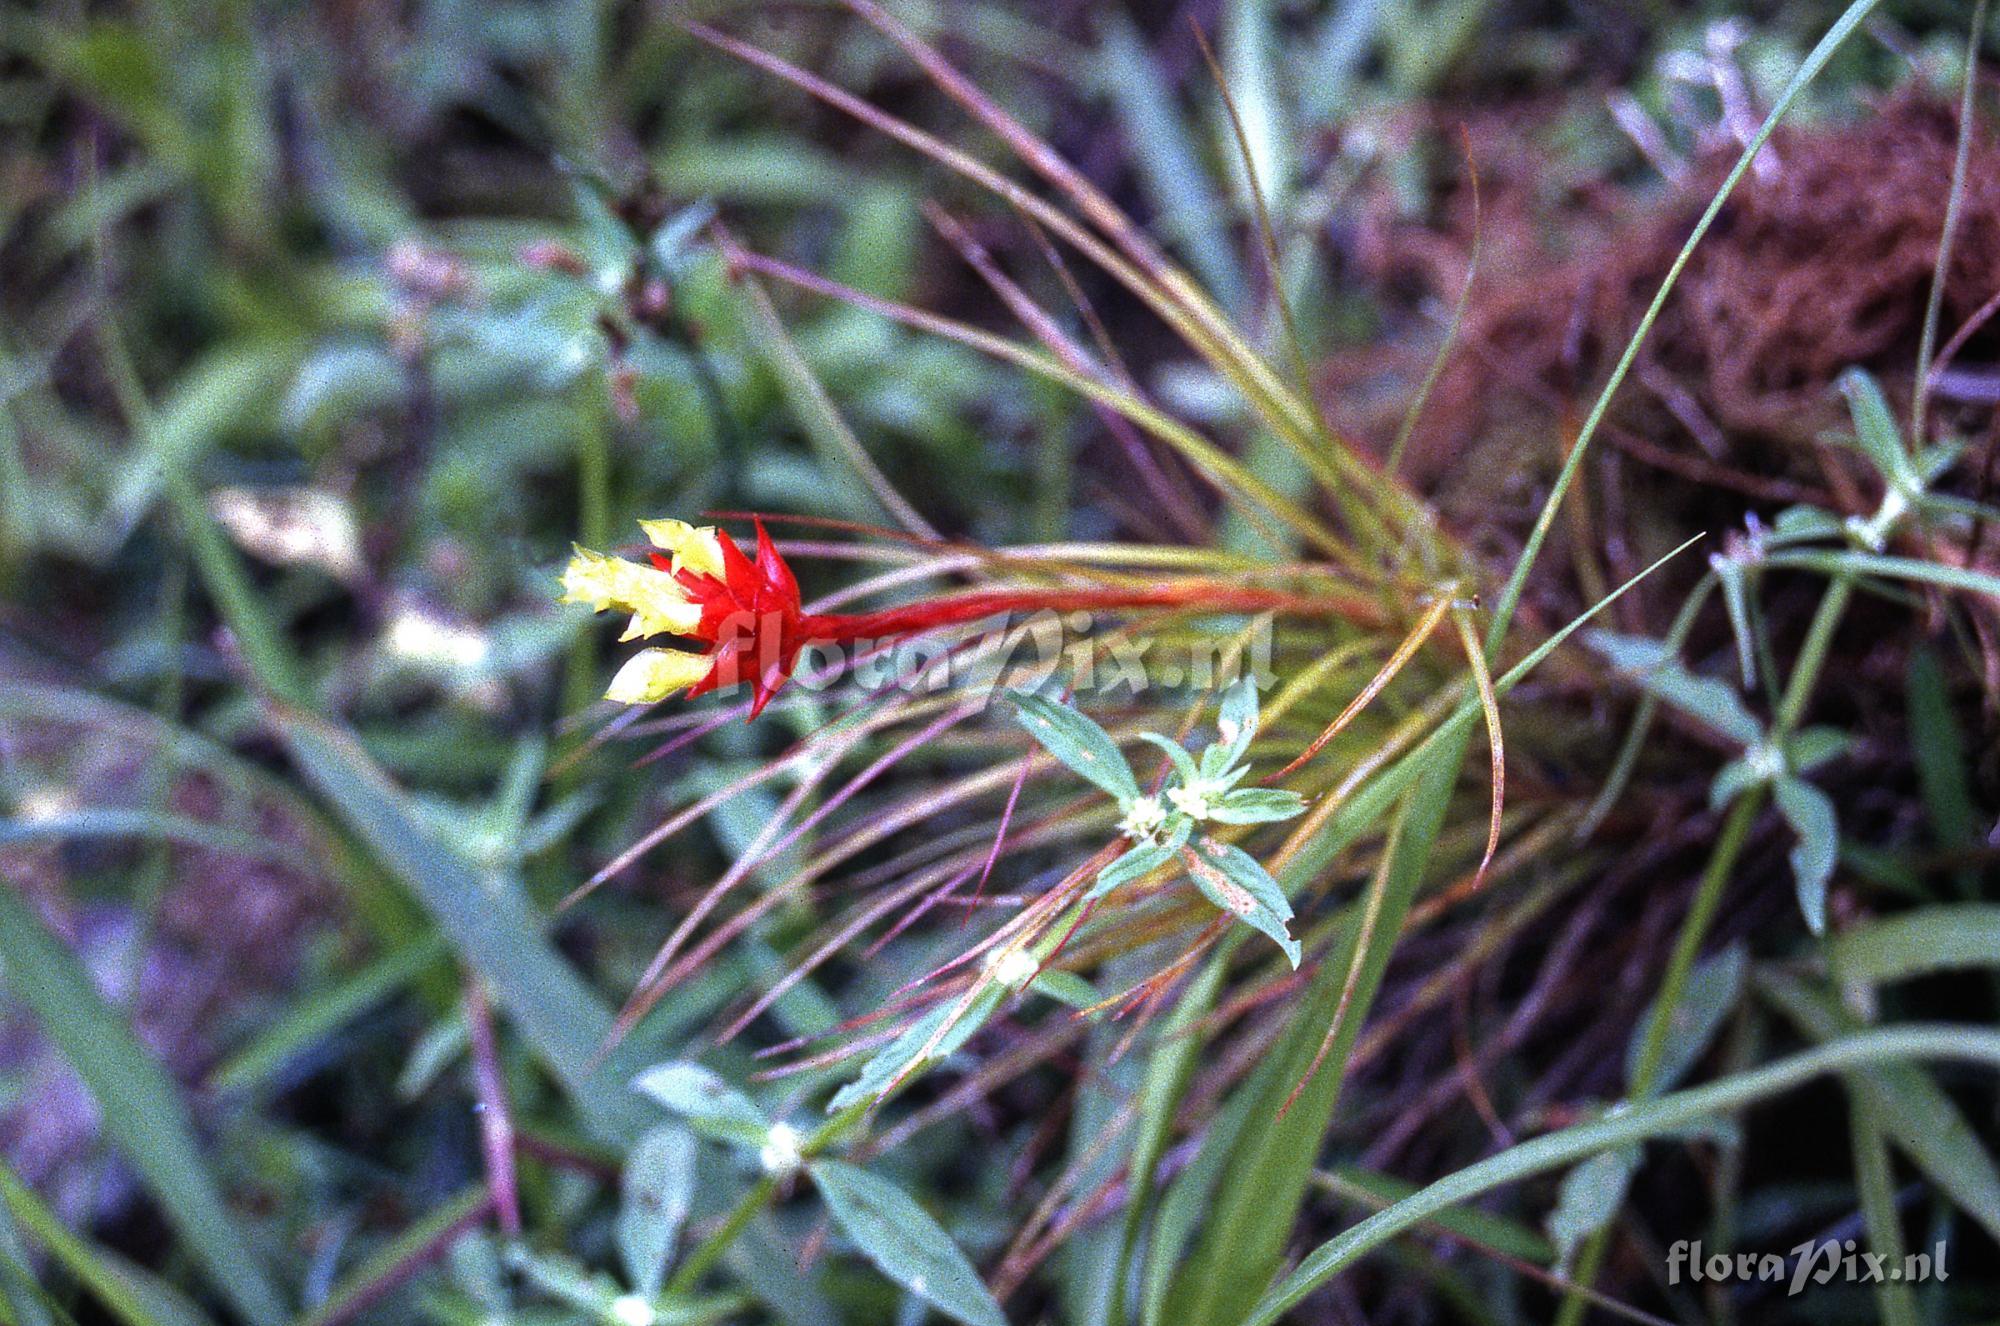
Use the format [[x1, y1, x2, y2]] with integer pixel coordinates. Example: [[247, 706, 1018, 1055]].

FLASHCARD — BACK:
[[643, 518, 809, 718]]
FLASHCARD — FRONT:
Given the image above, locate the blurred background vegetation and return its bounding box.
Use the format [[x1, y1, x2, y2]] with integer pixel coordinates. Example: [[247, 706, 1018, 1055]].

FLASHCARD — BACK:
[[2, 2, 1998, 1324]]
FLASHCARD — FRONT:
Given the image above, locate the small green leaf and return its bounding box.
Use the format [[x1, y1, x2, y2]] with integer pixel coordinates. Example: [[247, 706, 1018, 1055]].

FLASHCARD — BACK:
[[1624, 944, 1746, 1095], [619, 1125, 697, 1298], [1783, 726, 1853, 775], [1136, 731, 1201, 787], [1587, 631, 1764, 746], [1547, 1146, 1640, 1271], [1772, 505, 1845, 543], [1029, 970, 1100, 1010], [1216, 677, 1260, 767], [1708, 757, 1762, 812], [1208, 787, 1306, 825], [809, 1160, 1006, 1326], [1091, 838, 1176, 901], [1837, 367, 1917, 492], [1009, 691, 1139, 803], [1774, 776, 1838, 935], [827, 987, 1007, 1113], [1712, 555, 1757, 688], [1184, 837, 1300, 967], [631, 1063, 768, 1146]]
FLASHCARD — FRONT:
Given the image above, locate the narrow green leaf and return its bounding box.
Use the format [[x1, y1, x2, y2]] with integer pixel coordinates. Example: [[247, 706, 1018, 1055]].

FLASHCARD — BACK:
[[1135, 732, 1200, 788], [1831, 905, 2000, 986], [1167, 756, 1451, 1326], [1546, 1146, 1639, 1270], [1759, 974, 2000, 1248], [1207, 787, 1305, 824], [827, 987, 1007, 1114], [1315, 1165, 1555, 1265], [808, 1160, 1006, 1326], [1773, 776, 1837, 935], [0, 1163, 213, 1326], [1029, 970, 1100, 1010], [1089, 838, 1176, 901], [297, 1186, 488, 1326], [1215, 676, 1260, 768], [270, 704, 648, 1143], [1713, 554, 1757, 688], [1624, 945, 1746, 1096], [1837, 367, 1916, 491], [1247, 1025, 2000, 1326], [620, 1124, 698, 1298], [1782, 726, 1853, 775], [1586, 631, 1763, 746], [1764, 549, 2000, 601], [0, 890, 285, 1326], [1009, 691, 1140, 803], [210, 933, 447, 1093], [631, 1063, 768, 1146], [1707, 758, 1761, 813]]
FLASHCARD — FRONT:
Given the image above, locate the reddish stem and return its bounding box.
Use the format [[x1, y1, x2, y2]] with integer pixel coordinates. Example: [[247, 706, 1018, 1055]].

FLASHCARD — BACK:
[[803, 584, 1372, 643]]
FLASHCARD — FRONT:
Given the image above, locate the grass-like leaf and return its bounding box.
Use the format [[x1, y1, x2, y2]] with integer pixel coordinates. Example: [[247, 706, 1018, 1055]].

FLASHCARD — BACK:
[[0, 890, 285, 1326], [271, 703, 651, 1143], [1248, 1026, 2000, 1325]]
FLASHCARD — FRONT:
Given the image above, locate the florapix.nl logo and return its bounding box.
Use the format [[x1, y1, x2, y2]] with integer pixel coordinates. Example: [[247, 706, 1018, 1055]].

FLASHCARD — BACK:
[[1668, 1239, 1948, 1296]]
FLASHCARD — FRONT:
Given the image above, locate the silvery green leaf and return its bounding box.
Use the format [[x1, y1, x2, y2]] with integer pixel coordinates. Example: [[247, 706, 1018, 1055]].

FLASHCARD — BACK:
[[1209, 787, 1307, 825], [827, 986, 1006, 1113], [1009, 691, 1139, 804], [1137, 731, 1201, 786], [1093, 817, 1192, 901], [1623, 944, 1746, 1094], [1771, 505, 1845, 544], [1547, 1146, 1641, 1271], [1713, 555, 1756, 688], [1587, 630, 1764, 746], [808, 1160, 1006, 1326], [632, 1062, 768, 1145], [1774, 776, 1838, 936], [619, 1124, 696, 1297], [1784, 726, 1853, 774], [1216, 677, 1261, 766], [1183, 836, 1299, 967], [1708, 757, 1763, 812], [1837, 367, 1918, 492]]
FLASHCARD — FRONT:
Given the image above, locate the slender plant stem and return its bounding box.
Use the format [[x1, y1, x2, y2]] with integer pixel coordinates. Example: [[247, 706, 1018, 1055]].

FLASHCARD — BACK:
[[1557, 572, 1854, 1324], [1912, 0, 1991, 435]]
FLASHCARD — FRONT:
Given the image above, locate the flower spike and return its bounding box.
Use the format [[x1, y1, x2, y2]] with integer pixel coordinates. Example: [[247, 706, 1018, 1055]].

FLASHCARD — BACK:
[[562, 516, 815, 717], [561, 514, 1362, 719]]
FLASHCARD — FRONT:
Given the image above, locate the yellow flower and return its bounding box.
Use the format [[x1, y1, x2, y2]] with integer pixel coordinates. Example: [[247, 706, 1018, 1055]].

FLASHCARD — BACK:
[[605, 647, 716, 704], [560, 544, 700, 639], [638, 518, 727, 579]]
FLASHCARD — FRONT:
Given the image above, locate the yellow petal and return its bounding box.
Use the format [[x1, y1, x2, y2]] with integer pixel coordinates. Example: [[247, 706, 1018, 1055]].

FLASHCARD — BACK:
[[605, 648, 714, 704], [638, 518, 726, 580], [560, 546, 700, 637]]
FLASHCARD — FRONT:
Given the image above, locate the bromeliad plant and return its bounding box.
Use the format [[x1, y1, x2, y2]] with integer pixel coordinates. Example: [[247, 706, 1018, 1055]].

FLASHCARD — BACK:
[[561, 516, 1376, 717], [545, 7, 2000, 1326]]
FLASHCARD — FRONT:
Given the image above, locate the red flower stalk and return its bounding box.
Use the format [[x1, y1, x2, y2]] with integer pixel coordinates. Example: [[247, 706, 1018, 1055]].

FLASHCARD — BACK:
[[562, 517, 1352, 718]]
